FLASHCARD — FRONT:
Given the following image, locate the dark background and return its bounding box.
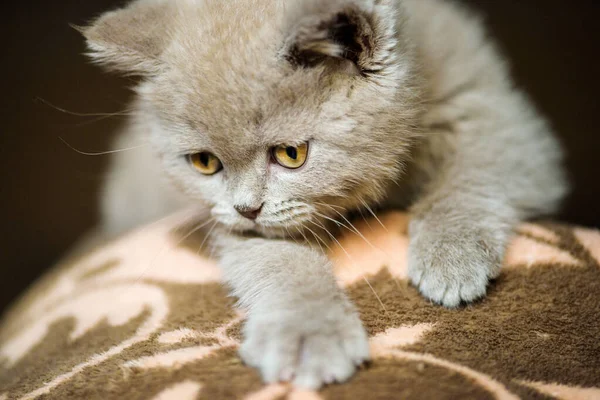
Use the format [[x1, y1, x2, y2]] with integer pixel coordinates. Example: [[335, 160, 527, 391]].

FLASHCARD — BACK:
[[1, 0, 599, 314]]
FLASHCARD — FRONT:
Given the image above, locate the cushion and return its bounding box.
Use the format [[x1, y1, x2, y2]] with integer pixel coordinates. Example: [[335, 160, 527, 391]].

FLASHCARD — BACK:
[[1, 210, 599, 400]]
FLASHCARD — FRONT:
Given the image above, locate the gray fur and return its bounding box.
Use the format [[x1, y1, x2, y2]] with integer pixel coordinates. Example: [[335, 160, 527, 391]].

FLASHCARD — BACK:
[[83, 0, 568, 389]]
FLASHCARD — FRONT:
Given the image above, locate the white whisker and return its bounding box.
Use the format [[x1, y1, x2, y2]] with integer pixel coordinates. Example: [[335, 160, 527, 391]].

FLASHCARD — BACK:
[[302, 225, 331, 253], [362, 275, 387, 312], [317, 202, 404, 294], [319, 202, 347, 212], [130, 217, 216, 286], [197, 220, 219, 256], [36, 97, 136, 117], [316, 204, 381, 254], [59, 136, 149, 156], [309, 218, 387, 313], [315, 211, 351, 231], [68, 113, 135, 129], [309, 219, 351, 261], [284, 225, 302, 246], [307, 229, 325, 253], [360, 199, 388, 231], [357, 208, 374, 231], [295, 225, 312, 245]]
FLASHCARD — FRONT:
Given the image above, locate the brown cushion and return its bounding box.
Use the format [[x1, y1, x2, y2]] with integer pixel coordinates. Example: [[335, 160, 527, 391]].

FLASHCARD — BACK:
[[1, 210, 599, 399]]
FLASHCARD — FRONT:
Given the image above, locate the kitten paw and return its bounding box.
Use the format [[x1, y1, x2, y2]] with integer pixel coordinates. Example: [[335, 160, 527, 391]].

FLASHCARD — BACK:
[[408, 219, 505, 308], [239, 302, 370, 390]]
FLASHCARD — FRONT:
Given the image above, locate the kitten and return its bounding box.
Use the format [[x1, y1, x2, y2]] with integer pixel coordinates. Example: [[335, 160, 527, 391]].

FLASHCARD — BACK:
[[83, 0, 567, 389]]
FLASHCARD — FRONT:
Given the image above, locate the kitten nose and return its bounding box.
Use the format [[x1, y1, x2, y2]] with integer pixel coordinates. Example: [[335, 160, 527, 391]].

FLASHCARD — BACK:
[[234, 204, 263, 220]]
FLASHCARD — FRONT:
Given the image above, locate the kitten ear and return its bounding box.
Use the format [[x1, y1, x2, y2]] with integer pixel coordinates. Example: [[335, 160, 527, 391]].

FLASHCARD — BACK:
[[286, 0, 400, 76], [80, 0, 174, 76]]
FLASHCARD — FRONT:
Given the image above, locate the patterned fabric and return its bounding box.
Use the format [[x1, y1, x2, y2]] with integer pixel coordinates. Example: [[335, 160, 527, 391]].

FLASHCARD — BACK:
[[1, 210, 599, 400]]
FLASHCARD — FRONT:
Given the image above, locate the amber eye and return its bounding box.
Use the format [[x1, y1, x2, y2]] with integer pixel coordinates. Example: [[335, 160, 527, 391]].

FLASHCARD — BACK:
[[272, 142, 309, 169], [189, 152, 223, 175]]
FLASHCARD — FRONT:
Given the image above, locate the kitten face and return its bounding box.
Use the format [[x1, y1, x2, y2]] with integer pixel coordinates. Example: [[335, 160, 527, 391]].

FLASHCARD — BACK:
[[85, 0, 420, 236]]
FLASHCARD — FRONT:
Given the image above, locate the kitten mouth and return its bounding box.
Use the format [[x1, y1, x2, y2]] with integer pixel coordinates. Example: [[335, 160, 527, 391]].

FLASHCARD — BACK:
[[256, 217, 308, 229], [263, 210, 313, 224], [214, 203, 314, 234], [256, 204, 313, 229], [249, 214, 314, 237]]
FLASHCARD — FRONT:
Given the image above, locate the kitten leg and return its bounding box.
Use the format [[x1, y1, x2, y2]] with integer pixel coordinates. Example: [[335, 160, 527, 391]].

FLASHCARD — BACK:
[[406, 99, 566, 307], [213, 232, 369, 390], [408, 187, 516, 307]]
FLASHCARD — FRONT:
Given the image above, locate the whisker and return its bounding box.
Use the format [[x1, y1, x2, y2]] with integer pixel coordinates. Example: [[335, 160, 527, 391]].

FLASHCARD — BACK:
[[315, 207, 357, 234], [36, 97, 136, 117], [361, 275, 388, 312], [300, 225, 339, 277], [209, 224, 233, 260], [143, 217, 216, 279], [319, 202, 347, 212], [168, 217, 217, 251], [67, 113, 135, 129], [197, 220, 220, 256], [284, 225, 302, 246], [316, 205, 380, 253], [391, 275, 404, 290], [302, 225, 331, 253], [315, 211, 352, 232], [317, 202, 404, 294], [309, 219, 351, 260], [58, 136, 149, 156], [306, 229, 324, 253], [357, 208, 374, 231], [295, 225, 312, 246], [309, 218, 387, 313], [360, 199, 388, 231]]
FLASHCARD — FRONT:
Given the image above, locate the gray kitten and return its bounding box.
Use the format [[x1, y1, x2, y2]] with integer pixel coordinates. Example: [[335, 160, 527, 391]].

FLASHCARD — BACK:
[[83, 0, 567, 389]]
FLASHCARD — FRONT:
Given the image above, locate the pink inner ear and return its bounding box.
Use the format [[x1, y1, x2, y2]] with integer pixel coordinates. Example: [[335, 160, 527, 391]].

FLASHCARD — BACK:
[[287, 7, 375, 73]]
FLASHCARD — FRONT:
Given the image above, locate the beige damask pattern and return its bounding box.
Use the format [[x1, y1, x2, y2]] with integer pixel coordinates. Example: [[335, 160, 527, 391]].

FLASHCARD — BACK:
[[0, 210, 599, 399]]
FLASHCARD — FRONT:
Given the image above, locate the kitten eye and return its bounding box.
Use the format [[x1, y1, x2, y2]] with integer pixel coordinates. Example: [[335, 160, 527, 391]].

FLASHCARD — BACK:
[[189, 152, 223, 175], [272, 142, 309, 169]]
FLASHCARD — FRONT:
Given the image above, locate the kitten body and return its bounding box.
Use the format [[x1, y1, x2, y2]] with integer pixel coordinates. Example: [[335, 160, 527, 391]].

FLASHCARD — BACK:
[[85, 0, 567, 389]]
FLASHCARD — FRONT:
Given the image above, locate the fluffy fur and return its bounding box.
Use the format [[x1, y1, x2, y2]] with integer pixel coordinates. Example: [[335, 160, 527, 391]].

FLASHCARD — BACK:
[[83, 0, 567, 389]]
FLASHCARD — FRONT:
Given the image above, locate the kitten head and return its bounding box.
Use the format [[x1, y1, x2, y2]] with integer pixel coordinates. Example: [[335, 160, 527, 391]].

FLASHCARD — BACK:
[[84, 0, 420, 236]]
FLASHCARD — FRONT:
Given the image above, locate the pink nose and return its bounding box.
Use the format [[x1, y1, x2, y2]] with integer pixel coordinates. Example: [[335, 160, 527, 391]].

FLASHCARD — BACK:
[[234, 204, 263, 220]]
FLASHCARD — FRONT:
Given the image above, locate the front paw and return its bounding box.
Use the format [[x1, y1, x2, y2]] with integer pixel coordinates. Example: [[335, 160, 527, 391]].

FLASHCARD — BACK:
[[239, 299, 370, 390], [408, 218, 506, 307]]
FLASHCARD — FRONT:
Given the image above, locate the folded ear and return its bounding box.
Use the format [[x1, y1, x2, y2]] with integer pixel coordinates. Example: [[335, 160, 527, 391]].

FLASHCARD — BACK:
[[80, 0, 174, 76], [286, 0, 401, 76]]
